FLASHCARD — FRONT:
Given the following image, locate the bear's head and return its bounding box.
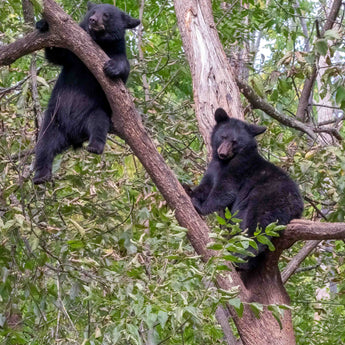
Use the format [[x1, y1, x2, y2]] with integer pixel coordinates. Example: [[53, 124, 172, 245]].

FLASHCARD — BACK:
[[81, 2, 140, 42], [211, 108, 266, 161]]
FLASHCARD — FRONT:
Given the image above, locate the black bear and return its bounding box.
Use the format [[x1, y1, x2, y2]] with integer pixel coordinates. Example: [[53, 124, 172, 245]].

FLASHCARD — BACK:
[[185, 108, 304, 270], [33, 2, 140, 184]]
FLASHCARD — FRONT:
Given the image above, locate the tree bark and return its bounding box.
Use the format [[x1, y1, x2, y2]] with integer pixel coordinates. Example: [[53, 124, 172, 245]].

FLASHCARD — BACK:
[[2, 1, 345, 344], [174, 0, 243, 156]]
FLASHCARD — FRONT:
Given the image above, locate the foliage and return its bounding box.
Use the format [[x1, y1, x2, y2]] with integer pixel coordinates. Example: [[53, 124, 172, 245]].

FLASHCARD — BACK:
[[1, 0, 345, 344]]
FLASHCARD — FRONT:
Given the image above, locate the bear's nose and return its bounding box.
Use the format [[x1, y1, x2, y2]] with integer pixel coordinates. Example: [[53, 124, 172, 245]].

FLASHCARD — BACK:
[[89, 16, 97, 24]]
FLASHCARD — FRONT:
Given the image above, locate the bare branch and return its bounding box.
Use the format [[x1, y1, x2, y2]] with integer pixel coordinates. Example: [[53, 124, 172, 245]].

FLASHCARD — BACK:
[[215, 307, 242, 345], [0, 76, 31, 97], [281, 240, 321, 283], [293, 0, 310, 52], [317, 114, 344, 126], [323, 0, 343, 33], [295, 0, 342, 122], [137, 0, 150, 103], [236, 78, 317, 139], [0, 30, 56, 66], [236, 78, 343, 142], [284, 219, 345, 242], [313, 127, 342, 141]]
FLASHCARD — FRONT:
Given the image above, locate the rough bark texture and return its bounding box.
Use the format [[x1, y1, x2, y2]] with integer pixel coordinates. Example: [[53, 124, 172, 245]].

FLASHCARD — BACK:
[[284, 219, 345, 241], [2, 1, 345, 344], [174, 0, 243, 156]]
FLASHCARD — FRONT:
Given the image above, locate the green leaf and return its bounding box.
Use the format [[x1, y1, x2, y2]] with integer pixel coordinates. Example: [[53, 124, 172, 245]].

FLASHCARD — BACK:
[[228, 298, 244, 317], [268, 305, 285, 330], [67, 240, 85, 249], [256, 235, 275, 251], [70, 219, 86, 236], [264, 222, 286, 237], [315, 39, 328, 56], [224, 208, 232, 220], [207, 243, 224, 250], [250, 302, 263, 319], [223, 254, 247, 263], [216, 264, 232, 271], [336, 86, 345, 104], [324, 29, 340, 40], [158, 310, 169, 328], [216, 215, 227, 225]]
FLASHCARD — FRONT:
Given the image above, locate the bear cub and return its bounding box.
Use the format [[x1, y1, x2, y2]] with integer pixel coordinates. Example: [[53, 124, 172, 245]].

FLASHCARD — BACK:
[[185, 108, 304, 270], [33, 2, 140, 184]]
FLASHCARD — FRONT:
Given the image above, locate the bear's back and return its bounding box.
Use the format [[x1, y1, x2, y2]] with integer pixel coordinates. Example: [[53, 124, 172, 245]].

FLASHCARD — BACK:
[[232, 158, 303, 234]]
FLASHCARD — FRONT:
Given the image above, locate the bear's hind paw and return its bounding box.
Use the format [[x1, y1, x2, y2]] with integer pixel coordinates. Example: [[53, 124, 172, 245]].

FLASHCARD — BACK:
[[86, 144, 104, 155]]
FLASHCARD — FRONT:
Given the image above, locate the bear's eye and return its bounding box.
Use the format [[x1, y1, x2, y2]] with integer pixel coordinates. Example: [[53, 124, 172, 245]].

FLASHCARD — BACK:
[[103, 13, 109, 20], [221, 135, 228, 140]]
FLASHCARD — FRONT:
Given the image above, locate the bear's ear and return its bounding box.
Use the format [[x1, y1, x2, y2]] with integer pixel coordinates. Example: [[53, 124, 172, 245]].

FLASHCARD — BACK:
[[214, 108, 229, 123], [122, 12, 141, 29], [87, 2, 96, 10], [248, 123, 266, 137]]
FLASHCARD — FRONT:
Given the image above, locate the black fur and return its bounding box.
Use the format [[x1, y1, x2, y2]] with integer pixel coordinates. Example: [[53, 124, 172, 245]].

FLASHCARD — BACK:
[[33, 2, 140, 184], [185, 108, 304, 270]]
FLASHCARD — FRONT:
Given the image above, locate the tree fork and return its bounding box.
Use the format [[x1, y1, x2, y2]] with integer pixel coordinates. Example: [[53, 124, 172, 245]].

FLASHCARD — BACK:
[[174, 0, 243, 156]]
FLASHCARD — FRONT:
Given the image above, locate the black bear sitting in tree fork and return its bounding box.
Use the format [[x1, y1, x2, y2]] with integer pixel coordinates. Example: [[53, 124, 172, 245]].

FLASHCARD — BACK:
[[185, 108, 304, 270], [33, 2, 140, 184]]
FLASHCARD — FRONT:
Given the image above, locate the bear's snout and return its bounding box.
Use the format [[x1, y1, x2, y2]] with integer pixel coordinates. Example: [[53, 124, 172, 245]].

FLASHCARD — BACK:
[[217, 141, 233, 160], [89, 15, 105, 31]]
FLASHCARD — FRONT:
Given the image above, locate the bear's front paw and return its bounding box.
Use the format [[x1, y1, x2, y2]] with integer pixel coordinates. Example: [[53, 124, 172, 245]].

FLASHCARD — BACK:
[[36, 19, 49, 32], [103, 60, 126, 80], [182, 183, 193, 196], [33, 169, 52, 185], [191, 198, 203, 215]]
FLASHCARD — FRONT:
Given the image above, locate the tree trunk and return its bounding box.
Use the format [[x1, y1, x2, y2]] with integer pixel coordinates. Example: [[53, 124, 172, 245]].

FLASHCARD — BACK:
[[174, 1, 297, 344], [174, 0, 242, 156]]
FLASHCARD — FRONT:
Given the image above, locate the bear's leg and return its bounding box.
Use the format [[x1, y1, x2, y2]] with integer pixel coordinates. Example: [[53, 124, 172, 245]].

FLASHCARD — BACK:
[[86, 110, 110, 155], [33, 121, 67, 184], [234, 207, 289, 271]]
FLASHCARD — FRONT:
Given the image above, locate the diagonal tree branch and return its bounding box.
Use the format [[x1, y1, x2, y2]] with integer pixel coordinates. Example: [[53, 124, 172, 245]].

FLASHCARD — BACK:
[[281, 240, 321, 284], [236, 78, 342, 141], [295, 0, 342, 122], [236, 78, 317, 139]]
